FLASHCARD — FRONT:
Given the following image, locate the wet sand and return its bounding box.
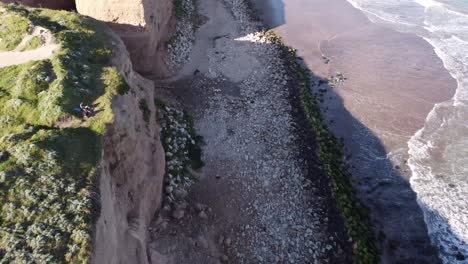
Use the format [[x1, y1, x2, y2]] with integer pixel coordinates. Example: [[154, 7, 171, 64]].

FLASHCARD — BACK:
[[251, 0, 457, 262]]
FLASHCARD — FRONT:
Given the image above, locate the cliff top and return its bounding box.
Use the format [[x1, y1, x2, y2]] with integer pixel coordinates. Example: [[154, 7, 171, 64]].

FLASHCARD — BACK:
[[0, 3, 128, 262]]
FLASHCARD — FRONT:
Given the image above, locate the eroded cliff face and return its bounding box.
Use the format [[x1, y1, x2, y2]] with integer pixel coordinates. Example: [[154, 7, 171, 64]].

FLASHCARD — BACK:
[[92, 30, 165, 264], [0, 1, 169, 262], [0, 0, 175, 77], [76, 0, 175, 77]]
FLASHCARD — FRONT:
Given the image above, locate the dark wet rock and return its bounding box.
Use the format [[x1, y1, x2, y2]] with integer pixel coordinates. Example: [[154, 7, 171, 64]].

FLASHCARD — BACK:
[[455, 252, 465, 261], [198, 211, 208, 219], [172, 209, 185, 219]]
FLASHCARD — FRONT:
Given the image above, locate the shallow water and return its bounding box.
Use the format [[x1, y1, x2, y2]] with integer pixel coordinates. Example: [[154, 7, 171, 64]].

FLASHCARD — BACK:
[[345, 0, 468, 262], [250, 0, 466, 262]]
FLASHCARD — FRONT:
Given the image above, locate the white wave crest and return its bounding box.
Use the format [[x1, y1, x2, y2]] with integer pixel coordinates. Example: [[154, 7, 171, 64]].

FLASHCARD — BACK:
[[344, 0, 468, 262]]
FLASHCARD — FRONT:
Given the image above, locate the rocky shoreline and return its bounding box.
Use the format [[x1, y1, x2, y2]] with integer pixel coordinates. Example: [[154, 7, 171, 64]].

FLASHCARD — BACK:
[[268, 33, 380, 262], [148, 0, 360, 262], [165, 0, 200, 74]]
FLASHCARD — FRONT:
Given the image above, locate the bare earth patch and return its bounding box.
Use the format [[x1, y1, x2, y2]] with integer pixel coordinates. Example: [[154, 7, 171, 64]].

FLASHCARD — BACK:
[[0, 26, 59, 68]]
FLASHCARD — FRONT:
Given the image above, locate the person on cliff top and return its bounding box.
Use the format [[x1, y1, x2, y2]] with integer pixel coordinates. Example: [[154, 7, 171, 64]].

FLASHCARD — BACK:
[[78, 102, 94, 118]]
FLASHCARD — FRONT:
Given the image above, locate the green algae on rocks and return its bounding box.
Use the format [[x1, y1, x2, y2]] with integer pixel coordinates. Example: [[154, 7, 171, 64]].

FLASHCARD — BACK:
[[0, 4, 129, 263], [265, 31, 381, 263], [156, 99, 204, 204]]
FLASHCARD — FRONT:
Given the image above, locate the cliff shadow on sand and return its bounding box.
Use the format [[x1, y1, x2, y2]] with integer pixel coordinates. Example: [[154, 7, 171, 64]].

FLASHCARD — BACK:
[[248, 0, 466, 263], [150, 0, 465, 262]]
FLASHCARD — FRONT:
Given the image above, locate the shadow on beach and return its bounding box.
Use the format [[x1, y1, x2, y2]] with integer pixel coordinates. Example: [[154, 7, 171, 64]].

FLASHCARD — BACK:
[[246, 0, 467, 263]]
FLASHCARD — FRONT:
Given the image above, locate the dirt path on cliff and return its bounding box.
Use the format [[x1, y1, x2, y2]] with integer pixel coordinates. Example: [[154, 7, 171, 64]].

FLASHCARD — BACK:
[[149, 0, 351, 263], [0, 26, 59, 68]]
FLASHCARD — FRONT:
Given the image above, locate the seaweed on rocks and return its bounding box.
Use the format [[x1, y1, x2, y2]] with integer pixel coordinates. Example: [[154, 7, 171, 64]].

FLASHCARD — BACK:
[[167, 0, 202, 73], [264, 31, 381, 263], [156, 99, 204, 205]]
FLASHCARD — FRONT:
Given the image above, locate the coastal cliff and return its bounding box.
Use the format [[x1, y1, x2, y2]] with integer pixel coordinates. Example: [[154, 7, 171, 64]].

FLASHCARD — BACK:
[[92, 29, 166, 264], [0, 3, 167, 263], [1, 0, 176, 77], [76, 0, 175, 77]]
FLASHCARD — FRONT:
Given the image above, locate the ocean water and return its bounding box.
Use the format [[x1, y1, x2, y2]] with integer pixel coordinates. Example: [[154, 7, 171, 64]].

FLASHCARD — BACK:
[[344, 0, 468, 262]]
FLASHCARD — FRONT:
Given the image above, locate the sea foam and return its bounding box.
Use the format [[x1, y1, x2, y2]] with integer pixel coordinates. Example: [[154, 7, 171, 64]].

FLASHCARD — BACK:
[[345, 0, 468, 262]]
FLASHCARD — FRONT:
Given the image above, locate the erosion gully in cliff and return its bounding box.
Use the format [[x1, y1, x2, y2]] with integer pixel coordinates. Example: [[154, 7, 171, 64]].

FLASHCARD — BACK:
[[1, 0, 176, 77], [76, 0, 176, 78]]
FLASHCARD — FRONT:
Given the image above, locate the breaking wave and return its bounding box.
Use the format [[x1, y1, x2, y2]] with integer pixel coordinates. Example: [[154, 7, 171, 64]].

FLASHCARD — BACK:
[[345, 0, 468, 262]]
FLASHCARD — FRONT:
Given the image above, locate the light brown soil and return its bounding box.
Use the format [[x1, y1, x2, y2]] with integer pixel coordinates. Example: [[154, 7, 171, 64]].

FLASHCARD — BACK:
[[0, 26, 59, 68]]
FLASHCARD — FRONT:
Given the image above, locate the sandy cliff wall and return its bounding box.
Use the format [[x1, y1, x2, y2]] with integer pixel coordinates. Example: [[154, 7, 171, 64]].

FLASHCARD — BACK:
[[92, 30, 166, 264], [76, 0, 175, 77], [0, 0, 175, 76]]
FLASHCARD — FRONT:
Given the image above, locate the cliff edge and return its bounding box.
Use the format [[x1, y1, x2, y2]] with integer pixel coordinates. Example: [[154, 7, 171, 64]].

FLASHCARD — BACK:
[[0, 4, 165, 263], [93, 29, 166, 264]]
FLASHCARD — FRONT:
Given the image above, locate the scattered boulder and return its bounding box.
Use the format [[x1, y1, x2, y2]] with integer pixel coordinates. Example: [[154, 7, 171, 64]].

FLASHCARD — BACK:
[[198, 211, 208, 219], [455, 252, 465, 261], [175, 201, 188, 210], [172, 209, 185, 219], [174, 189, 188, 199], [194, 202, 206, 212], [196, 236, 209, 249], [224, 237, 232, 247], [220, 254, 229, 262], [218, 235, 225, 245]]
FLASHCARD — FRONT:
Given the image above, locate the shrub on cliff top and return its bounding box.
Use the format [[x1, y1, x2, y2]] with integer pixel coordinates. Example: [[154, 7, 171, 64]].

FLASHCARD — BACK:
[[0, 7, 30, 51]]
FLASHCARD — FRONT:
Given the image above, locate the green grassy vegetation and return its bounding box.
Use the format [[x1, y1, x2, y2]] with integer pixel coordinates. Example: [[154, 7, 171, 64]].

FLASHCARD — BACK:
[[168, 0, 202, 48], [139, 98, 151, 124], [156, 99, 204, 203], [0, 6, 30, 51], [265, 31, 380, 263], [20, 35, 43, 51], [0, 3, 129, 263], [173, 0, 187, 19], [183, 113, 204, 170], [101, 66, 130, 96]]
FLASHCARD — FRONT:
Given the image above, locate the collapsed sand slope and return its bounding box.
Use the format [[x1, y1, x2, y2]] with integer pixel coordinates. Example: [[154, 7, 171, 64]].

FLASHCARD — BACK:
[[0, 26, 59, 67]]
